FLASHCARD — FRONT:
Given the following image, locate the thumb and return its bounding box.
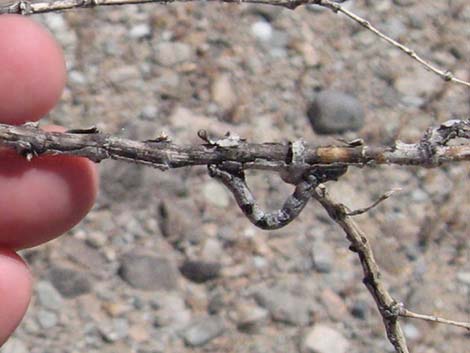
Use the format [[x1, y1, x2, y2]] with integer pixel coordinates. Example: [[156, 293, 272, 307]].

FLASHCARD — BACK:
[[0, 249, 31, 346]]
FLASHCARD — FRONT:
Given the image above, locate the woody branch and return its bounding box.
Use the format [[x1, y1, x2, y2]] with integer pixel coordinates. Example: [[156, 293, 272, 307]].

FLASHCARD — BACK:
[[0, 119, 468, 171]]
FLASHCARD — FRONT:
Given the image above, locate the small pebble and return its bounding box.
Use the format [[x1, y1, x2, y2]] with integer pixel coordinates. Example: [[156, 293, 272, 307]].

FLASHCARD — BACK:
[[129, 23, 151, 39], [251, 21, 273, 42], [203, 181, 230, 208], [302, 324, 349, 353], [154, 42, 193, 67], [254, 287, 313, 326], [180, 260, 221, 283], [36, 281, 64, 310], [312, 242, 334, 273], [181, 316, 225, 347], [350, 300, 369, 320], [457, 272, 470, 286], [403, 323, 421, 341], [233, 302, 269, 332], [36, 310, 58, 329]]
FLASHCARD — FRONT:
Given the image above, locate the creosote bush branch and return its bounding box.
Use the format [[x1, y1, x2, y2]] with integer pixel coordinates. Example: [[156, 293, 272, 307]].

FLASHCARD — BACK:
[[0, 120, 469, 353], [0, 1, 469, 352], [0, 119, 468, 170]]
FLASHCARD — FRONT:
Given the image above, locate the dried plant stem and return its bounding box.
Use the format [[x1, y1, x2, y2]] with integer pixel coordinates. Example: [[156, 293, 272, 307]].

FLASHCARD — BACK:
[[0, 120, 468, 171], [346, 188, 401, 216], [313, 185, 409, 353], [1, 0, 313, 14], [398, 306, 470, 331], [0, 3, 468, 351], [1, 0, 469, 88]]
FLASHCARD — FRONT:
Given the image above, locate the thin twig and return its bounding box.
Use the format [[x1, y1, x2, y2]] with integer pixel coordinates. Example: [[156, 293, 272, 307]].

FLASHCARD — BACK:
[[0, 0, 313, 14], [397, 305, 470, 331], [346, 188, 401, 216], [0, 120, 468, 171], [313, 0, 470, 88], [312, 185, 409, 353], [1, 0, 469, 88]]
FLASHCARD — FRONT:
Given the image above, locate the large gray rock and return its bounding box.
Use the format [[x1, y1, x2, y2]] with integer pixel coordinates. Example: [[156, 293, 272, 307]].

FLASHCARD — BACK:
[[118, 252, 180, 291], [48, 266, 92, 298], [307, 90, 364, 134]]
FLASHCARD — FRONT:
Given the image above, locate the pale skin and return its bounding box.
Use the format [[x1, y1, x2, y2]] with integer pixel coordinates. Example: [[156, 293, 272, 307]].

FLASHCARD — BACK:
[[0, 15, 98, 345]]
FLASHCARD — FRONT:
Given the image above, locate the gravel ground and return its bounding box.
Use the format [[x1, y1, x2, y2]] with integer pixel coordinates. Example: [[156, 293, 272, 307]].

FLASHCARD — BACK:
[[4, 1, 469, 352]]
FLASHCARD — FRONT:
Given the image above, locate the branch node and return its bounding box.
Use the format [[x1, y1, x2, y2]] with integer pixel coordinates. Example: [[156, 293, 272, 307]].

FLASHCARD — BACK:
[[443, 70, 453, 81], [15, 140, 38, 160], [280, 139, 309, 184], [385, 301, 403, 319], [18, 0, 32, 15]]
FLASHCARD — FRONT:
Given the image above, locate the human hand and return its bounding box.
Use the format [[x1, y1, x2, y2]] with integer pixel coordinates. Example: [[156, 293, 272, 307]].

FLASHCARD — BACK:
[[0, 15, 98, 345]]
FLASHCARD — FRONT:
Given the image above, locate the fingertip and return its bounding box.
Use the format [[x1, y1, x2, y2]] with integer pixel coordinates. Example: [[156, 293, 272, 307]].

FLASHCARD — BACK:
[[0, 249, 31, 346], [0, 15, 66, 124], [0, 136, 99, 249]]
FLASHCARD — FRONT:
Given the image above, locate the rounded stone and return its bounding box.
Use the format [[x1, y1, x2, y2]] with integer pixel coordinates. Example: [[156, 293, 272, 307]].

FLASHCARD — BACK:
[[48, 266, 92, 298], [302, 324, 349, 353], [180, 260, 221, 283], [118, 253, 180, 291], [307, 90, 365, 134]]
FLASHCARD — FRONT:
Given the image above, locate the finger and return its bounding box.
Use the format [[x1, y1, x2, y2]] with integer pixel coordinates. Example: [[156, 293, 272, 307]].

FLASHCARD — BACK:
[[0, 14, 66, 125], [0, 126, 99, 250], [0, 249, 31, 346]]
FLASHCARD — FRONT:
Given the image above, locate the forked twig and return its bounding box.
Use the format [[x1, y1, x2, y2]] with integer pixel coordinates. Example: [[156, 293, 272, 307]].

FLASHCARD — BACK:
[[312, 186, 470, 353], [313, 185, 409, 353]]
